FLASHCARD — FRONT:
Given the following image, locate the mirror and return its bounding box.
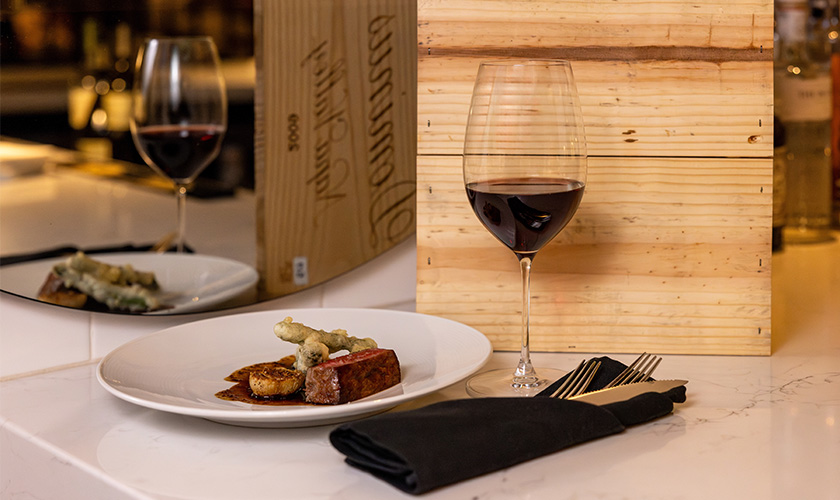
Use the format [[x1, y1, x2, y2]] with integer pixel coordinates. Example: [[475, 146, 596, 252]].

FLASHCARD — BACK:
[[0, 0, 416, 314]]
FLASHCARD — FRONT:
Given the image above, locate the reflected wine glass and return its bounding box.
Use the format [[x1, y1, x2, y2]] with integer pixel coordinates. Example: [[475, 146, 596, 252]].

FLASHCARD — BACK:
[[130, 37, 227, 252], [463, 60, 587, 397]]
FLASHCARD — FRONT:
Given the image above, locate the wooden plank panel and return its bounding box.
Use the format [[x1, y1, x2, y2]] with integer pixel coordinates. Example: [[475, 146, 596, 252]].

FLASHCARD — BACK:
[[255, 0, 416, 298], [416, 154, 772, 355], [420, 23, 766, 52], [418, 58, 773, 156], [418, 0, 772, 51], [417, 0, 773, 354]]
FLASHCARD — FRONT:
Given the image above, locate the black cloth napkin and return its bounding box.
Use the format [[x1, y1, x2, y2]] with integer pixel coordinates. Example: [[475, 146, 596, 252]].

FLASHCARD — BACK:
[[329, 356, 686, 495], [0, 242, 194, 266]]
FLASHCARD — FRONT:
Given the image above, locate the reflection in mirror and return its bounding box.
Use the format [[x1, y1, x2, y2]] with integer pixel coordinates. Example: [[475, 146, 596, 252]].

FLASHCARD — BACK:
[[0, 165, 260, 314], [0, 0, 417, 315]]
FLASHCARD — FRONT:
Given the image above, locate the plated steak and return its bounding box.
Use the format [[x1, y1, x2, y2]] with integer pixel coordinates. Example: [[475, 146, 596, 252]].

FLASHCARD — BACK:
[[305, 348, 400, 404]]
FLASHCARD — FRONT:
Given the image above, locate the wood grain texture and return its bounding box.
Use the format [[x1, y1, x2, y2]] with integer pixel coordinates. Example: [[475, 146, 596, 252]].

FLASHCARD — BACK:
[[416, 0, 773, 355], [418, 0, 772, 51], [417, 155, 772, 354], [419, 59, 773, 156], [255, 0, 416, 298]]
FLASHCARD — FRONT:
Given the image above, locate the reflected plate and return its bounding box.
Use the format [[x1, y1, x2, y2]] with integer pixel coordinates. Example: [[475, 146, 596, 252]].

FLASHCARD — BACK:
[[97, 308, 492, 427], [0, 141, 53, 180], [0, 252, 258, 315]]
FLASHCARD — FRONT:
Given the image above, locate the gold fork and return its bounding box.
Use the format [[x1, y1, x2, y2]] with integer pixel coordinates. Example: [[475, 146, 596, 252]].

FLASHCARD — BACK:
[[547, 359, 601, 399], [603, 353, 662, 388]]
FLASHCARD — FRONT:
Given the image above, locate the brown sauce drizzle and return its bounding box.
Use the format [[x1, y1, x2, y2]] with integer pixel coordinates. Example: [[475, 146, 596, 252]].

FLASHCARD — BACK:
[[215, 356, 318, 406], [215, 381, 315, 406]]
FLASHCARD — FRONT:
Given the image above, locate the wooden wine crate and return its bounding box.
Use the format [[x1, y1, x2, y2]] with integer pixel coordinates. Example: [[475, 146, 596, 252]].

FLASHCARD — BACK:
[[254, 0, 417, 298], [416, 0, 774, 355]]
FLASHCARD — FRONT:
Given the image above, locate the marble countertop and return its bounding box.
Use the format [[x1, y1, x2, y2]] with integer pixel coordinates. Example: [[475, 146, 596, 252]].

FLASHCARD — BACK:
[[0, 162, 257, 267], [2, 237, 839, 499]]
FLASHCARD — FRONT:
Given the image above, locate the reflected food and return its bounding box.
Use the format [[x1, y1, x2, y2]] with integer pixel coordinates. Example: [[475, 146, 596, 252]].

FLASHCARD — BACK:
[[216, 317, 400, 406], [3, 252, 259, 315], [37, 252, 167, 312]]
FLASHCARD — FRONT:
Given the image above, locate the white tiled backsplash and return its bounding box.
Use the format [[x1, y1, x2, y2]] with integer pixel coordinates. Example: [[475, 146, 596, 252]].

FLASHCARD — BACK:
[[0, 236, 417, 379]]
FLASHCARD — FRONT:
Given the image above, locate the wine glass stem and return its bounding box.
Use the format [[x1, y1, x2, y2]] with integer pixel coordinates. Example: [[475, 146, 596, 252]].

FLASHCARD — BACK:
[[175, 184, 188, 253], [514, 254, 538, 385]]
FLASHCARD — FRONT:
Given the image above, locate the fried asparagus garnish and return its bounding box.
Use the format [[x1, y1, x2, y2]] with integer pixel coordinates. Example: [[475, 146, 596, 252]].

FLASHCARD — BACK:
[[50, 252, 160, 312], [61, 252, 158, 289], [273, 316, 377, 372]]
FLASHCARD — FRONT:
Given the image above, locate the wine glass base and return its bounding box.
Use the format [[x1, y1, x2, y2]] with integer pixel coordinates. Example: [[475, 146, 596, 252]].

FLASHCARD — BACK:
[[465, 367, 567, 398]]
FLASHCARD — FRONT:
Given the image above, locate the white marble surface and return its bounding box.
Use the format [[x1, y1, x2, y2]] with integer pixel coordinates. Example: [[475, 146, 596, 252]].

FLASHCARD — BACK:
[[1, 237, 839, 499], [0, 167, 256, 266]]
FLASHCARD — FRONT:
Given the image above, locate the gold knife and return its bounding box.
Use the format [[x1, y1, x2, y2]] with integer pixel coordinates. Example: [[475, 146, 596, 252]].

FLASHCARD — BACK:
[[569, 379, 688, 406]]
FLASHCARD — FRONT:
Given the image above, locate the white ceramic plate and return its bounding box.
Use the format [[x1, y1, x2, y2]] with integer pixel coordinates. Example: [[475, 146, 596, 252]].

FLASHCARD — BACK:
[[0, 141, 53, 180], [0, 252, 258, 315], [97, 308, 492, 427]]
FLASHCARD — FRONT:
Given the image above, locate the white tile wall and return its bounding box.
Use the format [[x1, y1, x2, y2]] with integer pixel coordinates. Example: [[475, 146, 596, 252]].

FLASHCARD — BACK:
[[0, 294, 91, 379]]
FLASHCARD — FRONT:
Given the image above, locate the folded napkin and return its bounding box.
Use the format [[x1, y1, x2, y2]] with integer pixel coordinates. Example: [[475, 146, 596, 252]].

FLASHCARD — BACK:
[[0, 242, 194, 266], [329, 356, 686, 495]]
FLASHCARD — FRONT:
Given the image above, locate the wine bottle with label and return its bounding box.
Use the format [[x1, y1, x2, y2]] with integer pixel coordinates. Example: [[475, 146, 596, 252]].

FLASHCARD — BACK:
[[775, 0, 833, 243]]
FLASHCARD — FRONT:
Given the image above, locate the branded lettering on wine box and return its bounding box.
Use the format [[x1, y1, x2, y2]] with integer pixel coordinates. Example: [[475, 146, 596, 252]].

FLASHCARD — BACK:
[[254, 0, 417, 298]]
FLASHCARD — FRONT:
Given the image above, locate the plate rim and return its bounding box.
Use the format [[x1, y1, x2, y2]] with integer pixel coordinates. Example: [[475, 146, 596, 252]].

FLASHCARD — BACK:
[[0, 251, 258, 316], [96, 307, 492, 425]]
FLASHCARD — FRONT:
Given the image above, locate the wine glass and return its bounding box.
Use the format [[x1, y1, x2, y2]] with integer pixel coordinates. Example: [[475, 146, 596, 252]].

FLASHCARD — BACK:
[[463, 60, 587, 397], [130, 37, 227, 252]]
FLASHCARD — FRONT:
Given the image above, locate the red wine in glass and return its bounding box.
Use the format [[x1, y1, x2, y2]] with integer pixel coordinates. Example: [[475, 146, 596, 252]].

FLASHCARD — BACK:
[[130, 37, 227, 253], [466, 177, 584, 255], [135, 124, 225, 183], [462, 60, 587, 397]]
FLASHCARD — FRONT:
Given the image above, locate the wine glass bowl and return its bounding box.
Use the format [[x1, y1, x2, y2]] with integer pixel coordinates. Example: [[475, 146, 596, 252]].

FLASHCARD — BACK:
[[463, 60, 587, 397], [130, 37, 227, 252]]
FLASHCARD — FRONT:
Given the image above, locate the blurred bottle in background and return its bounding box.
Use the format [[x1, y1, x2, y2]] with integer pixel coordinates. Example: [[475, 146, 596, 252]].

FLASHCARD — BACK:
[[3, 3, 77, 63], [103, 21, 135, 160], [827, 1, 840, 228], [65, 15, 138, 162], [773, 116, 788, 252], [809, 0, 840, 228], [67, 16, 113, 160], [774, 0, 834, 244]]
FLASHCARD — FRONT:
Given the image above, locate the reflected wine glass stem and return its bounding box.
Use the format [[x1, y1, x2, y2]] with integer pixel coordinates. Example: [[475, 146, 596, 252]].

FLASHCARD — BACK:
[[513, 253, 539, 387], [175, 184, 188, 253]]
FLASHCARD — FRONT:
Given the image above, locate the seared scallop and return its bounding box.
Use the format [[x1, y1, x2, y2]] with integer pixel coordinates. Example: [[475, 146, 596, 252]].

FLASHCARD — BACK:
[[225, 355, 296, 382], [249, 367, 305, 397]]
